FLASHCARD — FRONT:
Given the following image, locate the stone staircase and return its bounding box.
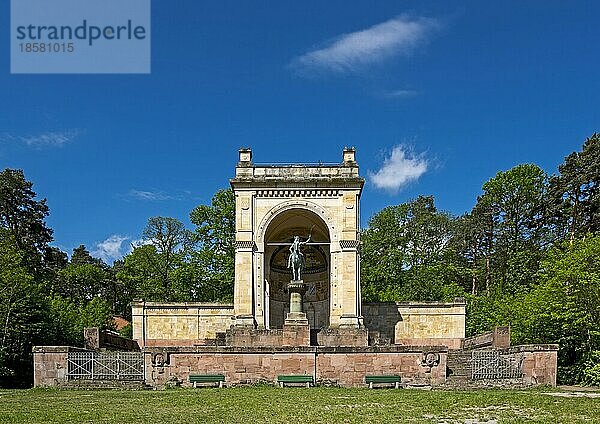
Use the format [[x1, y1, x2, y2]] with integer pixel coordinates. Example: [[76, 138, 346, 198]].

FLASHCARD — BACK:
[[444, 349, 473, 387]]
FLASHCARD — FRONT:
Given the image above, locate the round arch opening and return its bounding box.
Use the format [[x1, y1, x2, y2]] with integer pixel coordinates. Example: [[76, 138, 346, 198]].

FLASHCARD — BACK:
[[263, 208, 330, 329]]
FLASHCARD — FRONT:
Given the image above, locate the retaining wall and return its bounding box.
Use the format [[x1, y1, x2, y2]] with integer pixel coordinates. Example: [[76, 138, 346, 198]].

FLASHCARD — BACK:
[[144, 346, 447, 388]]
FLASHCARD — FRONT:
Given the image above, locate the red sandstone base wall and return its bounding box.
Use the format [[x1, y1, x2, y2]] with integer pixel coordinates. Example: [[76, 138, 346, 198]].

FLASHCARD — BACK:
[[33, 346, 88, 387], [145, 347, 447, 388], [226, 325, 310, 347], [396, 337, 463, 350], [317, 352, 446, 386], [150, 351, 315, 387], [32, 344, 558, 389], [511, 345, 558, 386]]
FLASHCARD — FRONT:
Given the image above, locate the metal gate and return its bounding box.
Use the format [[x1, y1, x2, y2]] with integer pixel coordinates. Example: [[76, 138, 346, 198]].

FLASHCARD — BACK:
[[67, 351, 144, 380], [471, 350, 522, 380]]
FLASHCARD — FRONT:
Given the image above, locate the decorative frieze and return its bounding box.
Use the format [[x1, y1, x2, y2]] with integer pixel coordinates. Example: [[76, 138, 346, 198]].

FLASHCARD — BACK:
[[256, 189, 340, 198], [339, 240, 360, 250], [235, 241, 256, 250]]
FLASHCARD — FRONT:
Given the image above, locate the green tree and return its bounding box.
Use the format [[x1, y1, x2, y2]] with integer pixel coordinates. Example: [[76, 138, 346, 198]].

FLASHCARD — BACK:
[[361, 196, 459, 301], [46, 296, 114, 346], [0, 169, 53, 274], [0, 230, 47, 386], [514, 236, 600, 384], [548, 133, 600, 243], [119, 244, 161, 301], [56, 263, 110, 305], [71, 245, 104, 267], [117, 217, 190, 303], [43, 246, 68, 271], [189, 189, 235, 302], [142, 217, 191, 292], [474, 164, 549, 294], [452, 204, 495, 295]]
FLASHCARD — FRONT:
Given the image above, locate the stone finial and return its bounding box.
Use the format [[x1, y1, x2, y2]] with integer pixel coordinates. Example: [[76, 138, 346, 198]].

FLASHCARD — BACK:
[[343, 147, 356, 165], [238, 148, 253, 166]]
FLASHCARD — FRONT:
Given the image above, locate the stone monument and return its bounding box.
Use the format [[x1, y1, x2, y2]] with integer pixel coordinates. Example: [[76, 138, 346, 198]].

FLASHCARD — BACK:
[[33, 147, 558, 390], [230, 147, 364, 331]]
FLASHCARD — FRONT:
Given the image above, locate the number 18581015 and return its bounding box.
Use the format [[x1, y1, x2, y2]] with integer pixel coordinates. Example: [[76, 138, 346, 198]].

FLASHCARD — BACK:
[[19, 43, 74, 53]]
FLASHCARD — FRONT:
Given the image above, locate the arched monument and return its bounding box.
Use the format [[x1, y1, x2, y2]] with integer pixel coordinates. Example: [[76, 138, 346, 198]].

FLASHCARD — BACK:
[[36, 147, 559, 390], [230, 147, 364, 332]]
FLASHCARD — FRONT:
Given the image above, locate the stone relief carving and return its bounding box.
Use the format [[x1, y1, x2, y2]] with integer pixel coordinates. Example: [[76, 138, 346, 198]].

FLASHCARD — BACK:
[[420, 352, 440, 373]]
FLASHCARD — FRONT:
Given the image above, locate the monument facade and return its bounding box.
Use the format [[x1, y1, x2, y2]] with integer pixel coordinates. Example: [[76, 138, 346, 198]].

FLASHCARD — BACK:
[[130, 148, 468, 348], [230, 147, 363, 330]]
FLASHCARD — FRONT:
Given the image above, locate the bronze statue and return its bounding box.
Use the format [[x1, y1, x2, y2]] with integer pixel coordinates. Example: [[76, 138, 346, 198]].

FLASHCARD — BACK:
[[287, 232, 311, 281]]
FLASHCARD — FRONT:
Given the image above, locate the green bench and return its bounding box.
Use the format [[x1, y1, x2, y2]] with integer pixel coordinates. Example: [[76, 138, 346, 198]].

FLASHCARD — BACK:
[[189, 374, 226, 388], [277, 375, 314, 388], [365, 375, 401, 389]]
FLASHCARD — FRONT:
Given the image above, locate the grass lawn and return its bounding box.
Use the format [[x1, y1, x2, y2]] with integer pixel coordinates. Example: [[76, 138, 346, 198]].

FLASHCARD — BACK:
[[0, 386, 599, 423]]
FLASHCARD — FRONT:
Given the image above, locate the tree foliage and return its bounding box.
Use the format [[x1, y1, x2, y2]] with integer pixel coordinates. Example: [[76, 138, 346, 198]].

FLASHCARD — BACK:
[[360, 134, 600, 384], [548, 133, 600, 242], [0, 230, 47, 384], [188, 188, 235, 302], [0, 169, 53, 274], [361, 196, 462, 302]]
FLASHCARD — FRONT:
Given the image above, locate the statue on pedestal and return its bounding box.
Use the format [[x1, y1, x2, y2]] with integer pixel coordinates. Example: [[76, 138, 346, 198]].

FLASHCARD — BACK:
[[287, 230, 311, 281]]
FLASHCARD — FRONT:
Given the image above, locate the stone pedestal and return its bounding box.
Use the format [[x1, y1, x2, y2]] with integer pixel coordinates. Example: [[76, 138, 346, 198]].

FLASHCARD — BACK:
[[285, 280, 309, 326], [234, 314, 256, 328]]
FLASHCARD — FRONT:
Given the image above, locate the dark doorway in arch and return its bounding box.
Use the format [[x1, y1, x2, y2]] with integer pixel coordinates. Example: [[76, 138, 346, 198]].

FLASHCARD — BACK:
[[263, 208, 330, 330]]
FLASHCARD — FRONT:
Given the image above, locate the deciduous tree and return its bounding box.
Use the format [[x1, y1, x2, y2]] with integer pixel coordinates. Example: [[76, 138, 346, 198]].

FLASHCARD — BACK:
[[188, 189, 235, 302]]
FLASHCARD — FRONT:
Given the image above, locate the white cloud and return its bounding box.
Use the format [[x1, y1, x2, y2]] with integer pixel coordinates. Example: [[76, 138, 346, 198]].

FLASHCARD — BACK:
[[92, 235, 129, 263], [369, 145, 428, 193], [0, 130, 80, 148], [291, 15, 439, 74], [127, 189, 173, 201], [130, 238, 155, 249], [387, 89, 419, 98]]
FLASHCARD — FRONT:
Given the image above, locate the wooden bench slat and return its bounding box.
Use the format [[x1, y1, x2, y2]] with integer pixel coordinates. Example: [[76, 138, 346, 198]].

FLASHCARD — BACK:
[[365, 375, 401, 383], [189, 374, 225, 382], [277, 375, 314, 382], [277, 375, 314, 387], [189, 374, 225, 387], [365, 375, 401, 388]]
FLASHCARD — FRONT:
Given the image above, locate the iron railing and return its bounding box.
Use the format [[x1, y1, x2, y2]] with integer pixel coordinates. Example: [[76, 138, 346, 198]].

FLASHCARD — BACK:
[[67, 351, 144, 380], [471, 350, 523, 380]]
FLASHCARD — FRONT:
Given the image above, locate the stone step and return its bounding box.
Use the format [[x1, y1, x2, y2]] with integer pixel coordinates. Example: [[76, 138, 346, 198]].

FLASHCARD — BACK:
[[446, 349, 473, 381]]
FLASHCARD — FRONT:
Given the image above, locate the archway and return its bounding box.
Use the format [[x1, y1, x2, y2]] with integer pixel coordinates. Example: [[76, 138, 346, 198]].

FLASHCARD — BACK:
[[263, 208, 330, 329]]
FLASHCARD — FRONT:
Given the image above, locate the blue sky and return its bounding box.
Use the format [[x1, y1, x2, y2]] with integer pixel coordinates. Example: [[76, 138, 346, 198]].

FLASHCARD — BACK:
[[1, 1, 599, 262]]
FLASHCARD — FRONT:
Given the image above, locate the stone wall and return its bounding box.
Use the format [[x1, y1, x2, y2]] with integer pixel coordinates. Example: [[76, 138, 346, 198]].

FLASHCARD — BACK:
[[32, 346, 88, 387], [316, 328, 368, 347], [445, 344, 559, 388], [395, 300, 466, 349], [363, 300, 466, 349], [316, 348, 446, 387], [148, 348, 315, 387], [145, 346, 447, 388], [226, 325, 310, 347], [33, 343, 557, 388], [511, 344, 558, 386], [362, 302, 400, 344], [132, 300, 466, 349], [463, 326, 511, 350], [84, 328, 140, 351], [131, 301, 234, 347]]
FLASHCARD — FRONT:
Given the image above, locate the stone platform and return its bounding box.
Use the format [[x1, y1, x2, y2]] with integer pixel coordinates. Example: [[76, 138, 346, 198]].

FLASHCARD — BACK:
[[144, 345, 448, 388]]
